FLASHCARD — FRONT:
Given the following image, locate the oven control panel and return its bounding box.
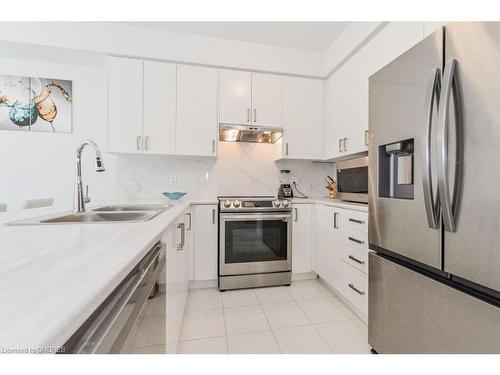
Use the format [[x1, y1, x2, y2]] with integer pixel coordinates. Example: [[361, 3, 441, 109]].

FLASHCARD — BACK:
[[219, 197, 292, 212]]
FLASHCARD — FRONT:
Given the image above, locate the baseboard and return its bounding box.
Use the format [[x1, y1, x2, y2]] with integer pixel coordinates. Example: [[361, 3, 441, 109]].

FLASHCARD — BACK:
[[291, 271, 317, 282], [189, 279, 218, 290]]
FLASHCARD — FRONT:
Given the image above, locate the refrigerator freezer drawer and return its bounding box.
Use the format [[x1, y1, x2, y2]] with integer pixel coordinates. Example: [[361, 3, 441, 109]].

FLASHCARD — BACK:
[[369, 252, 500, 353]]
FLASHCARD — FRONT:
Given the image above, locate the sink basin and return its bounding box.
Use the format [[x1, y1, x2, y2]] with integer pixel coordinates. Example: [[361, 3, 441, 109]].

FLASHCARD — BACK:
[[41, 211, 158, 223], [6, 208, 167, 226], [92, 204, 170, 212]]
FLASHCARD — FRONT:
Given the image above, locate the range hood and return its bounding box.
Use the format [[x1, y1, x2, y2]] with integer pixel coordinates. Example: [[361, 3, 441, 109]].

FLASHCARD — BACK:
[[219, 124, 282, 144]]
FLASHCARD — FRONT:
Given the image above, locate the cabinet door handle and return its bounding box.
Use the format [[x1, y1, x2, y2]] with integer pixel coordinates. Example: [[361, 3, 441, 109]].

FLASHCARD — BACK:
[[338, 139, 342, 153], [185, 213, 192, 231], [294, 208, 298, 222], [253, 108, 257, 123], [212, 139, 216, 154], [177, 223, 185, 251], [333, 212, 338, 229], [212, 208, 216, 224], [364, 130, 369, 146], [348, 236, 365, 245], [348, 255, 365, 265], [348, 283, 365, 295], [144, 136, 149, 151], [136, 135, 142, 151], [343, 137, 348, 152], [285, 142, 289, 156], [349, 218, 365, 224], [247, 108, 250, 123]]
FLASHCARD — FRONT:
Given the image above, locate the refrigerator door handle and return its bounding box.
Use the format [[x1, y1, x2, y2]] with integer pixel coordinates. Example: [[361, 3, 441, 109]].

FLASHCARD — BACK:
[[422, 67, 441, 229], [437, 59, 463, 233]]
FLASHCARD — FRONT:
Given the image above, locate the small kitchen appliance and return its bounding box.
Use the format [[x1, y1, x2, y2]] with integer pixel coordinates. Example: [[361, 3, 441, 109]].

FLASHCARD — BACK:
[[278, 170, 293, 198], [336, 156, 368, 203]]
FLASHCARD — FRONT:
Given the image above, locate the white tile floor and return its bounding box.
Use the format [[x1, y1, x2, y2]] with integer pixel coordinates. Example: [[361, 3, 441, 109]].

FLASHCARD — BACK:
[[178, 279, 372, 354], [127, 292, 166, 354]]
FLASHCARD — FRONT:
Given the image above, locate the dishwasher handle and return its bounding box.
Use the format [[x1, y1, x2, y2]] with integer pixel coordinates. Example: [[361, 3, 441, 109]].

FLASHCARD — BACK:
[[71, 242, 164, 354]]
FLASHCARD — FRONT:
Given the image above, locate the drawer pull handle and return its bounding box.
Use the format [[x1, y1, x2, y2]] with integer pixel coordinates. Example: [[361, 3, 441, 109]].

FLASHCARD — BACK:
[[348, 255, 365, 264], [348, 236, 365, 245], [348, 283, 365, 295], [349, 218, 365, 224]]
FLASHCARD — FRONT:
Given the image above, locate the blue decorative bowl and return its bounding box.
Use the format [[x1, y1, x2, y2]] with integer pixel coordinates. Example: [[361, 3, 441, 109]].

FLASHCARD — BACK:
[[162, 192, 187, 200]]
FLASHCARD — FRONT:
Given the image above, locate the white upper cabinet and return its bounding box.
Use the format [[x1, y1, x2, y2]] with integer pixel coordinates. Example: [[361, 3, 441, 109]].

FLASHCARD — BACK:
[[108, 57, 143, 153], [282, 77, 323, 159], [251, 72, 282, 127], [108, 57, 217, 157], [143, 60, 176, 155], [324, 67, 367, 160], [176, 65, 218, 157], [219, 69, 282, 127], [218, 69, 252, 125], [324, 23, 423, 160]]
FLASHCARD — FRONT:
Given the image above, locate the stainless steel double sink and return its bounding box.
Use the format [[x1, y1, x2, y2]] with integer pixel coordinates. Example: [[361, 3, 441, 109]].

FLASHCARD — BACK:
[[6, 204, 171, 225]]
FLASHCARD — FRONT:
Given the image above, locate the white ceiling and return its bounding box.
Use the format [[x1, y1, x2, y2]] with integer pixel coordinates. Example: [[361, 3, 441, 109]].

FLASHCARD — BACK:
[[121, 22, 349, 52]]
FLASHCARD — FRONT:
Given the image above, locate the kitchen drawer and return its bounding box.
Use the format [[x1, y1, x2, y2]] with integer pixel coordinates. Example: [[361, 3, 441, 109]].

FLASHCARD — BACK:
[[341, 244, 367, 274], [340, 261, 368, 316], [341, 227, 368, 252], [341, 210, 368, 233]]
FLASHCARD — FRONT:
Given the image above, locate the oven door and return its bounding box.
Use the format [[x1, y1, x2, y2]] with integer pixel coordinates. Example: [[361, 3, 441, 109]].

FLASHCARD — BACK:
[[219, 212, 292, 276]]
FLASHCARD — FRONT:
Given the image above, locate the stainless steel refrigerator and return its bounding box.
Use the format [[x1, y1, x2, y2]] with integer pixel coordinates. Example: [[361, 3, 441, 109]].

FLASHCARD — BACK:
[[368, 22, 500, 353]]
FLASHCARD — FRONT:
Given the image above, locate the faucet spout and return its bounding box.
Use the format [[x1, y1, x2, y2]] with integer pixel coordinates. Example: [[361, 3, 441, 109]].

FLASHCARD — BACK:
[[74, 140, 105, 213]]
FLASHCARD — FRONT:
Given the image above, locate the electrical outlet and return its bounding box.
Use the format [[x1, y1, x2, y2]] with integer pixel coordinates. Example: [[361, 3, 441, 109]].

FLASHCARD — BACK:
[[169, 176, 177, 185]]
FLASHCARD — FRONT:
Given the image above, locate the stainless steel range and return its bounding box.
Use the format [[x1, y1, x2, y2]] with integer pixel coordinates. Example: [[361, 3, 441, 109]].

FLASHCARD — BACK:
[[218, 196, 292, 291]]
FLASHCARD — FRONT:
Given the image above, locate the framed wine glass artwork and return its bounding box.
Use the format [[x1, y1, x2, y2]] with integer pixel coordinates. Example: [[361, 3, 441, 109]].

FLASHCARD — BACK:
[[0, 74, 72, 133]]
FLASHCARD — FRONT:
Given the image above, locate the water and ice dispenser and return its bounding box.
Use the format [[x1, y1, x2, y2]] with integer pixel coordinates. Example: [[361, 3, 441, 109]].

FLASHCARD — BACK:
[[378, 139, 414, 199]]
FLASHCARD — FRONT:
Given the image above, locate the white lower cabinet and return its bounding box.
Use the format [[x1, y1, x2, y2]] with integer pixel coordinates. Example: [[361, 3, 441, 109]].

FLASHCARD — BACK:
[[165, 204, 217, 353], [292, 203, 313, 274], [338, 260, 368, 315], [313, 204, 342, 289], [193, 204, 218, 281], [313, 204, 368, 319], [165, 210, 191, 354]]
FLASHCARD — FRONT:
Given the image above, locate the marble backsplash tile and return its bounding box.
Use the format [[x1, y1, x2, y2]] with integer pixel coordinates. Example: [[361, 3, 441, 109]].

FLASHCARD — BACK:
[[114, 142, 334, 200]]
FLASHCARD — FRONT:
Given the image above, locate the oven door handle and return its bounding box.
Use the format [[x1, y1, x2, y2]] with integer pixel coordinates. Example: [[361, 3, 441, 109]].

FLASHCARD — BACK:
[[219, 213, 291, 221]]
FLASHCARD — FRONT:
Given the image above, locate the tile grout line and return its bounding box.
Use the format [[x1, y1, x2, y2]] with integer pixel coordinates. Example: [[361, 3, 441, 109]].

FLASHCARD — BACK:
[[293, 292, 333, 353], [256, 290, 282, 354], [220, 292, 230, 354]]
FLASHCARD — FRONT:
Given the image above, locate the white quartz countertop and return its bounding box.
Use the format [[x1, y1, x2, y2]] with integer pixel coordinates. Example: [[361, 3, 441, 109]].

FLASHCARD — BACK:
[[291, 197, 368, 212], [0, 195, 215, 351]]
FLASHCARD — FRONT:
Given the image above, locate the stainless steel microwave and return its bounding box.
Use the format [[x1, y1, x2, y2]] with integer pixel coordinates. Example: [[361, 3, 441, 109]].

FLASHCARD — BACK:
[[336, 156, 369, 203]]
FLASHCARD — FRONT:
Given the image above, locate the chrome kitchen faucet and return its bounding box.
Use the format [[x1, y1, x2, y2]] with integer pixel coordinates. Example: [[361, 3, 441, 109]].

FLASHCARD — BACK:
[[74, 140, 105, 213]]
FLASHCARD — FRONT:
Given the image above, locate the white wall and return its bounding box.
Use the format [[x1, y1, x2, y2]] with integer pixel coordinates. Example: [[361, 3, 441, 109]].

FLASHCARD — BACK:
[[0, 41, 331, 211], [323, 22, 385, 77], [324, 22, 445, 77], [0, 22, 323, 78], [0, 22, 448, 211]]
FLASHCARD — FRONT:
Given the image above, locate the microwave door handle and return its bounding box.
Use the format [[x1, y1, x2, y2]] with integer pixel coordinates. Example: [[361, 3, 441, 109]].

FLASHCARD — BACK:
[[422, 67, 441, 229], [437, 59, 463, 233]]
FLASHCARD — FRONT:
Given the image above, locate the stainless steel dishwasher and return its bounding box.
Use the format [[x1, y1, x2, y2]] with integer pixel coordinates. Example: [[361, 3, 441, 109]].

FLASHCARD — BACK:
[[62, 241, 166, 354]]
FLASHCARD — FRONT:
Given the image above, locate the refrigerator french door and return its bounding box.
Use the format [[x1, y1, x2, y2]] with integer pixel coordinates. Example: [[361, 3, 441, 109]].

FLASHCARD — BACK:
[[368, 23, 500, 354]]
